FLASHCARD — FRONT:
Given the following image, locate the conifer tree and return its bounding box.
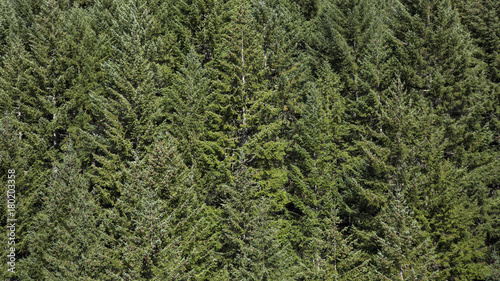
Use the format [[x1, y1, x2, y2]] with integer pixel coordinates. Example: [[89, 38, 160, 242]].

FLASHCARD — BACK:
[[453, 0, 500, 258], [203, 0, 267, 205], [487, 248, 500, 281], [371, 187, 438, 280], [0, 113, 27, 280], [211, 0, 266, 151], [101, 0, 162, 151], [160, 48, 225, 205], [58, 5, 112, 169], [161, 0, 221, 65], [349, 80, 487, 279], [2, 0, 85, 262], [299, 207, 369, 281], [80, 0, 170, 205], [311, 0, 391, 130], [389, 3, 499, 277], [388, 0, 486, 117], [282, 63, 356, 274], [243, 0, 309, 209], [0, 0, 21, 56], [114, 134, 217, 280], [18, 142, 121, 280], [216, 162, 299, 280]]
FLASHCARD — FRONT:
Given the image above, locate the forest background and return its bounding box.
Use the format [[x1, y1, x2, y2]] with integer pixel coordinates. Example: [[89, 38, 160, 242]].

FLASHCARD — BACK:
[[0, 0, 499, 280]]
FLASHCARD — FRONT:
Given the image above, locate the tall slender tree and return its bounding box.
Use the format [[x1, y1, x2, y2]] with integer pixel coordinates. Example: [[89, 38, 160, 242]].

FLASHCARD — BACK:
[[216, 162, 300, 280], [18, 142, 121, 280], [114, 134, 217, 280]]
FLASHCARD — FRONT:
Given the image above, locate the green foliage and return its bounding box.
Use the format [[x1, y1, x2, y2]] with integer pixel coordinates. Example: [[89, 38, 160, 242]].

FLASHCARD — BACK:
[[18, 143, 121, 280], [216, 164, 300, 280], [1, 0, 498, 279], [114, 134, 216, 280], [371, 187, 438, 280]]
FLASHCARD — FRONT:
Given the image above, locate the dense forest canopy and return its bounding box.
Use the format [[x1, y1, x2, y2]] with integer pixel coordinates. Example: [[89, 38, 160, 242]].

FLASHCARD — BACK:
[[0, 0, 499, 280]]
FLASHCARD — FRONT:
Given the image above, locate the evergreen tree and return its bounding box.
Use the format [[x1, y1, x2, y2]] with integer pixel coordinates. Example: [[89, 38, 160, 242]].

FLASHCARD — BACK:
[[311, 0, 391, 129], [487, 247, 500, 281], [0, 0, 21, 56], [114, 134, 217, 280], [2, 0, 83, 263], [371, 187, 438, 280], [0, 0, 498, 278], [80, 0, 172, 206], [203, 0, 267, 205], [452, 0, 500, 257], [0, 113, 27, 280], [161, 48, 225, 206], [161, 0, 221, 65], [216, 163, 299, 280], [388, 0, 486, 117], [349, 80, 487, 279], [101, 0, 163, 151], [243, 0, 309, 210], [389, 3, 499, 278], [18, 142, 121, 280], [282, 63, 360, 278], [299, 207, 369, 281]]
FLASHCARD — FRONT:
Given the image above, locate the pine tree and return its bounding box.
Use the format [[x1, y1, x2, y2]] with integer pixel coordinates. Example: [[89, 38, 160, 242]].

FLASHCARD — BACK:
[[387, 0, 487, 117], [160, 48, 226, 206], [487, 247, 500, 281], [0, 0, 21, 57], [114, 134, 217, 280], [161, 0, 221, 65], [350, 80, 487, 280], [452, 0, 500, 258], [243, 0, 309, 209], [311, 0, 391, 129], [101, 0, 163, 151], [371, 187, 438, 280], [79, 0, 171, 206], [1, 0, 86, 264], [388, 3, 499, 277], [18, 142, 122, 280], [298, 207, 369, 281], [203, 0, 267, 205], [282, 63, 357, 276], [0, 113, 27, 280], [216, 162, 300, 280]]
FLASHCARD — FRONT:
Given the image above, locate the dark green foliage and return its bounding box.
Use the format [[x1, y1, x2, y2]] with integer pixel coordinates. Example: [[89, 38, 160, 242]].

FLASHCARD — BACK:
[[371, 187, 438, 280], [488, 248, 500, 281], [1, 0, 498, 279], [216, 163, 299, 280], [18, 143, 121, 280], [388, 0, 486, 117], [114, 134, 216, 280]]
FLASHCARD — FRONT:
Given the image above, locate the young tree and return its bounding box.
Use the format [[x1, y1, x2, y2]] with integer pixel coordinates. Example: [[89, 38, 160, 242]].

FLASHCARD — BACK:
[[298, 206, 369, 281], [311, 0, 391, 130], [160, 48, 229, 207]]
